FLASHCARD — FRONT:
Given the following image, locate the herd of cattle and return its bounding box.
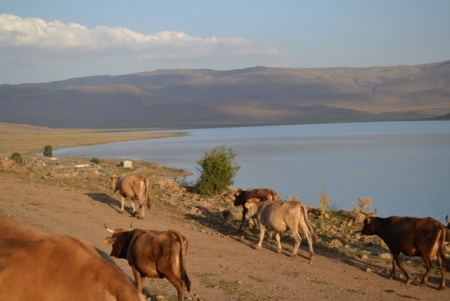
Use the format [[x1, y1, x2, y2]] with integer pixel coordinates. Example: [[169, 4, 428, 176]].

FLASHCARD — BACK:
[[1, 172, 450, 301]]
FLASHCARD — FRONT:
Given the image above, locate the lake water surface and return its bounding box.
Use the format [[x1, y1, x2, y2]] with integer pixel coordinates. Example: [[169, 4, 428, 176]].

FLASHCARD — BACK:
[[54, 121, 450, 223]]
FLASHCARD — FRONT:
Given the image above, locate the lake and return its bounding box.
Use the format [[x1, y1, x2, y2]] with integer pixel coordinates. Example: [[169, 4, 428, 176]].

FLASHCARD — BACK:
[[53, 121, 450, 223]]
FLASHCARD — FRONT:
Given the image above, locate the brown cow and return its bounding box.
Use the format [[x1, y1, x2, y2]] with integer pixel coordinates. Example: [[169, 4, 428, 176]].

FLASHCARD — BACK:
[[109, 173, 151, 219], [103, 226, 191, 301], [0, 215, 144, 301], [244, 199, 317, 262], [233, 188, 280, 229], [361, 212, 447, 290]]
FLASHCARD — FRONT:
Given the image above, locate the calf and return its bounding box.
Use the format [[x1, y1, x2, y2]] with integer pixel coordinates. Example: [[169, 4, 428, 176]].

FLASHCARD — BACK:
[[361, 212, 447, 290], [103, 226, 191, 301], [0, 215, 144, 301], [245, 199, 317, 262], [109, 173, 151, 219], [233, 188, 280, 229]]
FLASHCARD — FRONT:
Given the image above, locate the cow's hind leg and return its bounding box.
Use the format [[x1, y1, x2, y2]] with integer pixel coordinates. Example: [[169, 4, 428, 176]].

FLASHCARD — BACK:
[[437, 252, 446, 290], [419, 256, 433, 287], [165, 276, 185, 301], [299, 222, 315, 262], [289, 230, 301, 258], [129, 199, 136, 215]]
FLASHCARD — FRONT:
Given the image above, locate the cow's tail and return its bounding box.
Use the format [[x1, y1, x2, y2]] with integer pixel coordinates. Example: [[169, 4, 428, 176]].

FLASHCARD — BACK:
[[170, 230, 191, 292], [142, 178, 151, 209], [301, 204, 317, 243], [438, 223, 447, 271]]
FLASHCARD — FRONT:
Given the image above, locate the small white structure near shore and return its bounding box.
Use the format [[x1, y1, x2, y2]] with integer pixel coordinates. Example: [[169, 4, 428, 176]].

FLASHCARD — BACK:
[[120, 160, 133, 168]]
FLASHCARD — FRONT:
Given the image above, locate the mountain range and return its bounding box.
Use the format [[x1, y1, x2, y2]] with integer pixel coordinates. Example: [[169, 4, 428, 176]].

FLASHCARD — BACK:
[[1, 60, 449, 129]]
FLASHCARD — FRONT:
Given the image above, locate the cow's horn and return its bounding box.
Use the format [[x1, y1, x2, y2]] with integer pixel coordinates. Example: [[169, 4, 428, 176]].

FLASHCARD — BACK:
[[104, 223, 115, 234], [446, 215, 450, 224], [129, 223, 133, 230]]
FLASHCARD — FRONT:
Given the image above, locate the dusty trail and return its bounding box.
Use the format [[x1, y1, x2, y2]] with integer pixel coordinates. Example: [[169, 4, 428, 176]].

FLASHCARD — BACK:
[[1, 172, 449, 301]]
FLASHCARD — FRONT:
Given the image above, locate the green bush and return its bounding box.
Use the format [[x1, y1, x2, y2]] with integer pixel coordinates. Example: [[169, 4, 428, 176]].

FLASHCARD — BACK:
[[90, 157, 101, 164], [194, 145, 240, 196], [43, 145, 53, 157], [11, 152, 22, 163]]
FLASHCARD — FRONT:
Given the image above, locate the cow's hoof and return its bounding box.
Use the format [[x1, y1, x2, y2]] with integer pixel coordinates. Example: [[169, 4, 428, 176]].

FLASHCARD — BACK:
[[406, 278, 412, 285], [119, 211, 124, 214], [276, 249, 282, 253], [253, 245, 261, 250], [290, 254, 297, 258], [438, 285, 445, 291]]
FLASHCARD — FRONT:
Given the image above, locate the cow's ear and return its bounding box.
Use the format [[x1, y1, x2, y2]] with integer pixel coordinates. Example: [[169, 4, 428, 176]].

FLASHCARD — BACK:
[[244, 202, 252, 209], [102, 236, 116, 245]]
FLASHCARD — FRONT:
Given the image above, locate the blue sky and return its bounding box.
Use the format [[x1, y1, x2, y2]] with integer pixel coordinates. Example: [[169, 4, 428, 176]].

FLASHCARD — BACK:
[[1, 0, 449, 84]]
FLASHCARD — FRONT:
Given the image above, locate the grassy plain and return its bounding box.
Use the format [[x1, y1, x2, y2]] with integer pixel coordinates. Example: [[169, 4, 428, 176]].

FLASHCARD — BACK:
[[0, 122, 184, 156]]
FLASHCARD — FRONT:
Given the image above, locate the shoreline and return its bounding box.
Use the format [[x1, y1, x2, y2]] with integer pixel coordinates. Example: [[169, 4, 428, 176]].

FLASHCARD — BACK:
[[0, 122, 185, 156]]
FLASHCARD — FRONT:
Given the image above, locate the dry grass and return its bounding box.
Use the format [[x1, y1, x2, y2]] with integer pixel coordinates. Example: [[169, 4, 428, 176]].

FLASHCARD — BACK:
[[0, 122, 183, 156]]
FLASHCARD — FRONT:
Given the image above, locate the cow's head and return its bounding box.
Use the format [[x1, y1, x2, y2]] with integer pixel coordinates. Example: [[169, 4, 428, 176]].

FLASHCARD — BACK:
[[244, 198, 260, 219], [446, 215, 450, 228], [233, 188, 246, 207], [360, 209, 378, 236], [108, 176, 119, 192], [102, 223, 132, 258]]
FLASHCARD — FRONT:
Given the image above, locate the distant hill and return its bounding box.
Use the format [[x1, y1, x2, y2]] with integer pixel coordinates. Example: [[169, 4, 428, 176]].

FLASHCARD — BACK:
[[1, 60, 449, 129]]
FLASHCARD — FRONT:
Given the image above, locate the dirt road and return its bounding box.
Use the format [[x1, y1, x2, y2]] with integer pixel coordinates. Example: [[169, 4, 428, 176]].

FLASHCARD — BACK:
[[1, 171, 449, 301]]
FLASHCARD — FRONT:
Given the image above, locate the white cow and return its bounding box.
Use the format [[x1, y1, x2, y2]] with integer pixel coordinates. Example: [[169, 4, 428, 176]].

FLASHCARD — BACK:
[[109, 173, 151, 219], [245, 199, 317, 262]]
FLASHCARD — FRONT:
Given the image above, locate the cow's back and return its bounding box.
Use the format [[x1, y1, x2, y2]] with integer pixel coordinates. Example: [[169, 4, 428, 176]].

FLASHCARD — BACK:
[[130, 230, 183, 269], [257, 200, 280, 230], [248, 188, 279, 201], [395, 217, 445, 255], [117, 173, 139, 197], [260, 201, 301, 231], [234, 188, 279, 207]]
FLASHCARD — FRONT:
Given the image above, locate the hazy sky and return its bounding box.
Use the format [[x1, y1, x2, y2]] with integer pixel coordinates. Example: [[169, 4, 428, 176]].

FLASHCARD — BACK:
[[1, 1, 449, 84]]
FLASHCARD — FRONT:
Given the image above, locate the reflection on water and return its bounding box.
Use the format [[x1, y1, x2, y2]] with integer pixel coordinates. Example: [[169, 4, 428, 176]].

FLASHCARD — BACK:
[[54, 121, 450, 222]]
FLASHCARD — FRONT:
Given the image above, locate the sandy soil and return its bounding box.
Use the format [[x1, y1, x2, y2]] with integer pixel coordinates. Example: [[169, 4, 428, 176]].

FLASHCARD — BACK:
[[1, 170, 449, 301]]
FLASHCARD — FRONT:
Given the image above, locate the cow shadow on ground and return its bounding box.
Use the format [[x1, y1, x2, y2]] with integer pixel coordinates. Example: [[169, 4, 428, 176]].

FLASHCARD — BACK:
[[85, 192, 136, 216], [328, 249, 449, 290]]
